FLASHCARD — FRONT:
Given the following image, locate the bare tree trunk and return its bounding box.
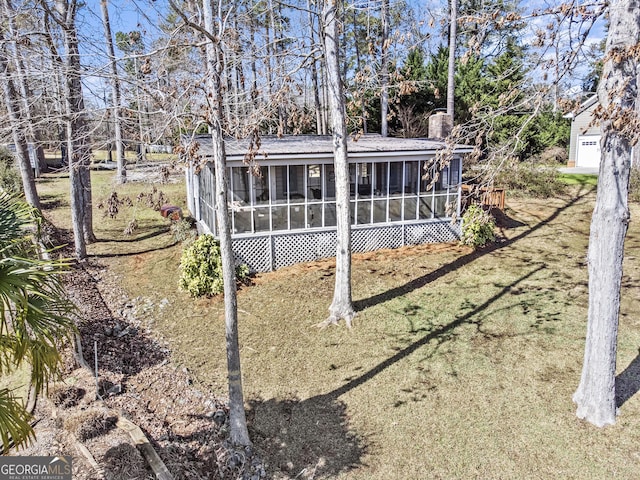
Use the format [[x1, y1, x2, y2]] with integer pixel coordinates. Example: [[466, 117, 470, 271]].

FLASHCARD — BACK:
[[0, 32, 41, 208], [307, 0, 323, 135], [249, 20, 259, 108], [64, 11, 96, 245], [573, 0, 639, 427], [100, 0, 126, 183], [320, 0, 355, 328], [201, 0, 251, 446], [264, 5, 274, 134], [321, 52, 329, 135], [4, 0, 46, 177], [380, 0, 389, 137], [44, 0, 96, 255], [133, 56, 147, 163], [353, 8, 367, 134], [446, 0, 457, 118]]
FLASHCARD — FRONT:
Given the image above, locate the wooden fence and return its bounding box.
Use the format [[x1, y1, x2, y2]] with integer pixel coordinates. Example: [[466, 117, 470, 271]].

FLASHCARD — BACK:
[[461, 184, 506, 210]]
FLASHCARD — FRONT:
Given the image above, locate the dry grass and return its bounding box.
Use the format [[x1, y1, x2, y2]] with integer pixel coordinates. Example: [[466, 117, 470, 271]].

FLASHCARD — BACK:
[[48, 384, 87, 409], [63, 409, 118, 442], [39, 171, 640, 480]]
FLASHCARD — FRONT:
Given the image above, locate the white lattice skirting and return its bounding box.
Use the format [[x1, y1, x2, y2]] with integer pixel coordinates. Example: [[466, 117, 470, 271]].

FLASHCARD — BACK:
[[229, 221, 461, 272]]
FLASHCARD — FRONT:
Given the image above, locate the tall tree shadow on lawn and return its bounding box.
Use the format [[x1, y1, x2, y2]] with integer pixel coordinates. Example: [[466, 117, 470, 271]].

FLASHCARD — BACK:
[[616, 352, 640, 407], [91, 232, 177, 258], [95, 225, 171, 243], [354, 186, 595, 311], [248, 395, 365, 479], [249, 267, 543, 478]]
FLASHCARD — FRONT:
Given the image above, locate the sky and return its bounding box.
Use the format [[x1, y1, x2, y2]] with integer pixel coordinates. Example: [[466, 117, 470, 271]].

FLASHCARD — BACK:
[[77, 0, 608, 106]]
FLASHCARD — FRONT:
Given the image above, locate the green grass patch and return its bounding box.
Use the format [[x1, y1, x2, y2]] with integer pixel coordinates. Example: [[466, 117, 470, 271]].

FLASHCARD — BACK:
[[559, 173, 599, 186], [0, 364, 31, 406], [37, 168, 186, 255], [40, 175, 640, 480]]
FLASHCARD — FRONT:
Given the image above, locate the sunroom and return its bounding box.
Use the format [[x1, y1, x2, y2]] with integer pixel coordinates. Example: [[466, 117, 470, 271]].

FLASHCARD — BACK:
[[185, 134, 471, 272]]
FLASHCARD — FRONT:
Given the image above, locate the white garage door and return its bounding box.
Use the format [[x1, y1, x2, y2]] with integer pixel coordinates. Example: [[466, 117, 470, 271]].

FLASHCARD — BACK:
[[576, 135, 601, 168]]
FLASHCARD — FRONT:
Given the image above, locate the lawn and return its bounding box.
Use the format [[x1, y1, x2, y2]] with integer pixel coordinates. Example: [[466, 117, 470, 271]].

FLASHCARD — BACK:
[[559, 173, 599, 186], [39, 171, 640, 479]]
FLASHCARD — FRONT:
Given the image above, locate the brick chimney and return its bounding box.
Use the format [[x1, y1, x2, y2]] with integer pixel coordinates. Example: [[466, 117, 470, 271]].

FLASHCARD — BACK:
[[428, 111, 453, 139]]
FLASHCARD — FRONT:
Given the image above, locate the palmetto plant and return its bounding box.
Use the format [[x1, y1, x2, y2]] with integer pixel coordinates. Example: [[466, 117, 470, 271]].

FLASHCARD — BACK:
[[0, 193, 75, 452]]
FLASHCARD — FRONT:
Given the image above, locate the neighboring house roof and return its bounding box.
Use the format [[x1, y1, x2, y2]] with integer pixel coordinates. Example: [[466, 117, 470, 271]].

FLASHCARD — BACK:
[[564, 94, 599, 120]]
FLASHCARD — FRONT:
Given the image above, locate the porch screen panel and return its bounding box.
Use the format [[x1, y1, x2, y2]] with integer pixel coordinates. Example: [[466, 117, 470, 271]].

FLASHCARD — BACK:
[[433, 158, 453, 219], [373, 163, 388, 223], [231, 167, 251, 233], [289, 165, 306, 228], [272, 206, 288, 230], [308, 165, 322, 228], [272, 166, 288, 230], [255, 166, 269, 205], [325, 165, 336, 200], [274, 166, 287, 204], [324, 164, 336, 226], [389, 162, 403, 195], [252, 166, 270, 232], [356, 162, 373, 224], [419, 160, 434, 220], [404, 161, 419, 220], [325, 202, 337, 227], [288, 165, 305, 200], [198, 164, 216, 234], [389, 161, 403, 221]]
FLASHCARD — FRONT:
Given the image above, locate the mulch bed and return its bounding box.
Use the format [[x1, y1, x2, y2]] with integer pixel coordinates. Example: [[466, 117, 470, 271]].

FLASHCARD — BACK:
[[12, 227, 265, 480]]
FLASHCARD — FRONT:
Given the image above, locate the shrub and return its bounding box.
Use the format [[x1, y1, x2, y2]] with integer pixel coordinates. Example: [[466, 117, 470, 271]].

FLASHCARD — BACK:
[[179, 234, 249, 297], [0, 147, 22, 194], [171, 218, 197, 244], [495, 162, 566, 198], [460, 204, 496, 248]]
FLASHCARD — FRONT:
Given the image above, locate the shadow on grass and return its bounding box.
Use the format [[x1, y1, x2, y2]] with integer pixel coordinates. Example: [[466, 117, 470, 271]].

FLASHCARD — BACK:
[[40, 196, 68, 210], [616, 352, 640, 407], [248, 189, 596, 477], [90, 227, 176, 258], [250, 267, 544, 477], [354, 185, 595, 311], [248, 395, 365, 478], [95, 225, 171, 243]]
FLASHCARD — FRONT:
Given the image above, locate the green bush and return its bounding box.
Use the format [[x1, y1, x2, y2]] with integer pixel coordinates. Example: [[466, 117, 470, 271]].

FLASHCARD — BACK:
[[0, 148, 22, 194], [495, 162, 566, 198], [460, 204, 496, 248], [171, 218, 197, 244], [179, 234, 249, 297]]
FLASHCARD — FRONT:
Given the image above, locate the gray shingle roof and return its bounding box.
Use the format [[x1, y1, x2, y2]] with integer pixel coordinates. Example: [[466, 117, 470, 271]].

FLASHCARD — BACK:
[[189, 134, 471, 159]]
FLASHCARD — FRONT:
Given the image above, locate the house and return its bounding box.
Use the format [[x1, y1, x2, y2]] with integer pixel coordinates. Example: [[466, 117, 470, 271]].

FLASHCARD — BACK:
[[185, 134, 472, 272], [566, 95, 601, 168]]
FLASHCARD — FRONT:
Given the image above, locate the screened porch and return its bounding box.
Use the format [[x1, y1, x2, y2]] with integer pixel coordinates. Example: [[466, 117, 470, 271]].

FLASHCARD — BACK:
[[185, 134, 470, 271], [196, 157, 461, 236]]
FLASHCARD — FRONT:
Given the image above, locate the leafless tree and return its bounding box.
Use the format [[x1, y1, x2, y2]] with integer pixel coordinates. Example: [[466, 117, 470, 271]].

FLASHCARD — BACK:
[[319, 0, 356, 328], [447, 0, 457, 118], [169, 0, 252, 446], [573, 0, 639, 427], [42, 0, 96, 257], [380, 0, 389, 137], [100, 0, 126, 183]]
